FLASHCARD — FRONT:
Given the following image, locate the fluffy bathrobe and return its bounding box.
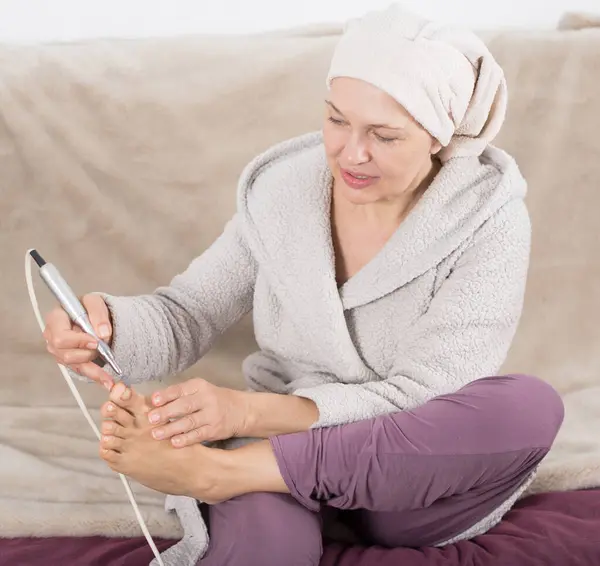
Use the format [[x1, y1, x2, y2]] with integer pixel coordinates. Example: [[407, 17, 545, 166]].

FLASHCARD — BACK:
[[88, 131, 532, 565]]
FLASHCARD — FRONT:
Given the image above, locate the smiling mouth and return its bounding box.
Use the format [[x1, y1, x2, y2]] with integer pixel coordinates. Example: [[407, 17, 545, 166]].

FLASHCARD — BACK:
[[342, 169, 376, 179], [340, 168, 380, 189]]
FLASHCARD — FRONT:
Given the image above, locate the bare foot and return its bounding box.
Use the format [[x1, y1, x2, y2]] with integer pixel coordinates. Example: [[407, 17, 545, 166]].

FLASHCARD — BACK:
[[99, 382, 229, 503]]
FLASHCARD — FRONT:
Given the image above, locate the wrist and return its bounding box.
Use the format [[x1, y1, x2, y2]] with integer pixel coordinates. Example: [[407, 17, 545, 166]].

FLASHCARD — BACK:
[[239, 391, 319, 438], [238, 391, 258, 437]]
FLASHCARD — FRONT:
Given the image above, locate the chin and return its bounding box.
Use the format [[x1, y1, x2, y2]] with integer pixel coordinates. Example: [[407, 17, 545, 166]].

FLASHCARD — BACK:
[[337, 180, 383, 205], [344, 191, 380, 205]]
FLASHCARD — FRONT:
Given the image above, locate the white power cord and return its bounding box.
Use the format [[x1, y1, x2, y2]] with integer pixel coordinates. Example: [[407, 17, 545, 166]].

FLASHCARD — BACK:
[[25, 249, 165, 566]]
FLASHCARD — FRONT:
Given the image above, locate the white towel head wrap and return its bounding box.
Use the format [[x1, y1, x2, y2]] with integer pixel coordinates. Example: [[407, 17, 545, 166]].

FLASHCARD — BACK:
[[326, 3, 508, 162]]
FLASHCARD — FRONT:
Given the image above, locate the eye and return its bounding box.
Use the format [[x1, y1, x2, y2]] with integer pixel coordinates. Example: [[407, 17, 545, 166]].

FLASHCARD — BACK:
[[327, 116, 346, 126], [374, 133, 398, 144]]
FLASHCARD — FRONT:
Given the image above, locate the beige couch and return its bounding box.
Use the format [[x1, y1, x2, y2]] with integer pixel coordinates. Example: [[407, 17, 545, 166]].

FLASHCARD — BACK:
[[1, 13, 599, 540]]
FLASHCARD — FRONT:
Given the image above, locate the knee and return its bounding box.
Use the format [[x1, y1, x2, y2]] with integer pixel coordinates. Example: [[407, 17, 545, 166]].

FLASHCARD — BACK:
[[500, 374, 565, 449], [224, 525, 322, 566], [207, 494, 322, 566]]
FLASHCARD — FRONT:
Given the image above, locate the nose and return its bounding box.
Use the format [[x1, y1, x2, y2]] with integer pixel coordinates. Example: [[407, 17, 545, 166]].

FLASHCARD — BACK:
[[341, 132, 371, 166]]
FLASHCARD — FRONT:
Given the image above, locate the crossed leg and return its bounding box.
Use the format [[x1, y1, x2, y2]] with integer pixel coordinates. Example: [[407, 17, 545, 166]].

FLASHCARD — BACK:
[[99, 374, 564, 565]]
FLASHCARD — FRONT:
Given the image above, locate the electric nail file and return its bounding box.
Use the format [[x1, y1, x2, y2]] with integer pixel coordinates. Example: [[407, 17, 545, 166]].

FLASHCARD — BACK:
[[25, 248, 163, 565], [29, 249, 126, 381]]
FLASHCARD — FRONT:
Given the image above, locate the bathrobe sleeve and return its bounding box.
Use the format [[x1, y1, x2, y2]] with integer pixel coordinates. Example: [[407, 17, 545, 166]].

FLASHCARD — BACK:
[[293, 200, 532, 428], [69, 214, 257, 384]]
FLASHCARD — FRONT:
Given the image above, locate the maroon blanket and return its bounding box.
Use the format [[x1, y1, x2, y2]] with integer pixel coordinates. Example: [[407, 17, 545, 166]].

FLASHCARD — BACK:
[[2, 489, 599, 566]]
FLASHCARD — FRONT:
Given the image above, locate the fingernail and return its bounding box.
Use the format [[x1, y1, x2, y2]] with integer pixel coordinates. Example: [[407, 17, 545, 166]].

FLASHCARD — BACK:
[[99, 324, 110, 339], [149, 413, 160, 424], [120, 388, 131, 401], [152, 429, 164, 439], [87, 342, 97, 349]]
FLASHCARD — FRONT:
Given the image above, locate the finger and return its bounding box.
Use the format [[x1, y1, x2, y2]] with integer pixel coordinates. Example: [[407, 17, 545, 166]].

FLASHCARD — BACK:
[[151, 378, 205, 407], [49, 329, 98, 351], [59, 348, 99, 366], [171, 427, 211, 448], [44, 306, 73, 336], [101, 401, 134, 426], [101, 420, 126, 438], [148, 395, 200, 425], [81, 294, 112, 340], [150, 383, 184, 407], [68, 362, 114, 390], [151, 412, 204, 440]]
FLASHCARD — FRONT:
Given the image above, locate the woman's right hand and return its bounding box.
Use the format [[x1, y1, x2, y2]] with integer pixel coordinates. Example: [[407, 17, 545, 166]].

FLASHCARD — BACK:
[[43, 293, 115, 390]]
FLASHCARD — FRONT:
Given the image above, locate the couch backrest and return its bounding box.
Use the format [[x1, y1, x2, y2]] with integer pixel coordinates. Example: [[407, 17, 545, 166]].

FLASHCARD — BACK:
[[487, 28, 600, 392], [1, 24, 598, 407]]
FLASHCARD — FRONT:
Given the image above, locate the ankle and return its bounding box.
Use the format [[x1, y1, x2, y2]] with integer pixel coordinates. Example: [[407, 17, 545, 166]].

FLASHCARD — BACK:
[[185, 446, 237, 504], [222, 440, 289, 496]]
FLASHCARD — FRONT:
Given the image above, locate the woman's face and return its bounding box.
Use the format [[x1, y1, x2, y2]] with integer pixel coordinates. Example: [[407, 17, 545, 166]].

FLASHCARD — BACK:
[[323, 77, 441, 205]]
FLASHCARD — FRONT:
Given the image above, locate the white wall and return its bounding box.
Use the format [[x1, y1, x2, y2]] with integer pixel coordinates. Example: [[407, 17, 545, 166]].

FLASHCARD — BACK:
[[0, 0, 598, 44]]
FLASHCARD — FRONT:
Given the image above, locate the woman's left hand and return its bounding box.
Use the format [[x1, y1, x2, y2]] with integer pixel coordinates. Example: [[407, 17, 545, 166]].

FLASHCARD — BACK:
[[147, 378, 250, 447]]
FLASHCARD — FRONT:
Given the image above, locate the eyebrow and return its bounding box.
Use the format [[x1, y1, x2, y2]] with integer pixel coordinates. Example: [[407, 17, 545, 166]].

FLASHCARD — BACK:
[[325, 100, 407, 130]]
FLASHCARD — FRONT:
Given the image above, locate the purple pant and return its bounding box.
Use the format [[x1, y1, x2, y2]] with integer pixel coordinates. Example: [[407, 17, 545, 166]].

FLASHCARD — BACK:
[[198, 374, 564, 566]]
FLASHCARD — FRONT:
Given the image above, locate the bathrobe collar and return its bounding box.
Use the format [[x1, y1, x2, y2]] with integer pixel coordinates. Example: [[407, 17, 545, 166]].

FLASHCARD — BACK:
[[236, 131, 526, 377]]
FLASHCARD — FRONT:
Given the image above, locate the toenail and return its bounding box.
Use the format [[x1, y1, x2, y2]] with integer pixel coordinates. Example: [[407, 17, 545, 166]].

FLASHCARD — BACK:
[[153, 429, 164, 439], [149, 413, 160, 424], [102, 435, 109, 442], [173, 437, 183, 445], [120, 388, 132, 401], [106, 403, 114, 412]]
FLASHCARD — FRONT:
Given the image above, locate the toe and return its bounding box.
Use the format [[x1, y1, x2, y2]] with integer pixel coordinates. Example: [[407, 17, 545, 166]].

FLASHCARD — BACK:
[[109, 383, 149, 419], [100, 400, 117, 419], [101, 420, 126, 439], [99, 446, 121, 466], [101, 434, 124, 452], [101, 401, 134, 427]]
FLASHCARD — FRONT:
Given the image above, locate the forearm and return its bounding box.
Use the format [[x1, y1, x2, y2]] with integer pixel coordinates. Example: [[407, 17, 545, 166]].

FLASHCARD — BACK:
[[100, 292, 219, 383], [242, 391, 320, 438], [84, 216, 256, 384]]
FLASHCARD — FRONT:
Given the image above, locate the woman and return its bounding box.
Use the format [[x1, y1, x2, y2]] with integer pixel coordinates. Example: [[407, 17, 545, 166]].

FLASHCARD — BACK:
[[43, 4, 564, 566]]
